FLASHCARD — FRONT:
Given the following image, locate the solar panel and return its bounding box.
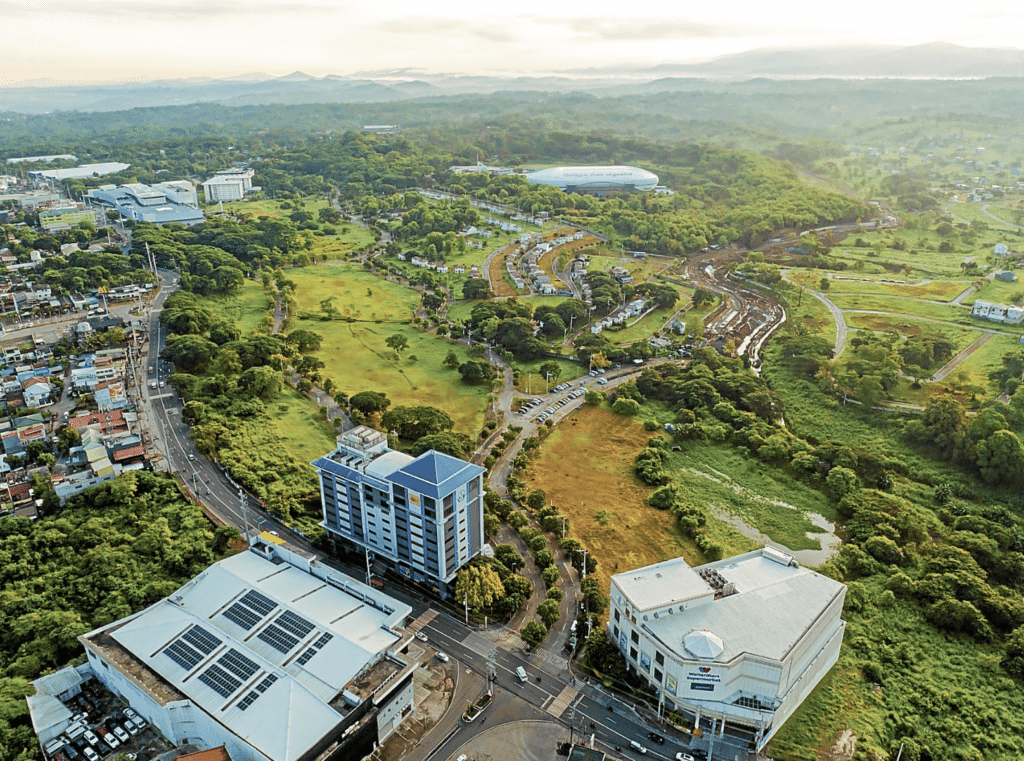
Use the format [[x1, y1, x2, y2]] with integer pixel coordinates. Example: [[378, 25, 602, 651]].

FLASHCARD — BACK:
[[240, 590, 277, 616], [275, 610, 315, 638], [257, 624, 299, 654], [255, 674, 278, 693], [183, 626, 222, 655], [163, 640, 202, 671], [296, 647, 317, 666], [236, 691, 259, 712], [198, 664, 242, 698], [222, 603, 261, 630], [313, 633, 333, 649], [219, 648, 259, 681]]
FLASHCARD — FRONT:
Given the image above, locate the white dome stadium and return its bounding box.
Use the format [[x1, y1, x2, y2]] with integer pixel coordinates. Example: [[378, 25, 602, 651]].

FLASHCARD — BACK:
[[525, 165, 659, 193]]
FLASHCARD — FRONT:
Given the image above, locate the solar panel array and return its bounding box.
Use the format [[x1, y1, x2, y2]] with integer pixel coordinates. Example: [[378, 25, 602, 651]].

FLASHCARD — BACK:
[[163, 639, 203, 671], [219, 648, 260, 681], [257, 624, 299, 654], [222, 603, 261, 631], [198, 664, 242, 698], [240, 590, 277, 616], [276, 610, 315, 638], [182, 626, 222, 654], [236, 674, 279, 712], [222, 589, 279, 631], [295, 647, 317, 666], [313, 632, 334, 649]]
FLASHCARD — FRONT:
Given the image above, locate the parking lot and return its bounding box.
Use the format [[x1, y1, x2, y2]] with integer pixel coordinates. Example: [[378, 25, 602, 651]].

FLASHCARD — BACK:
[[45, 679, 175, 761]]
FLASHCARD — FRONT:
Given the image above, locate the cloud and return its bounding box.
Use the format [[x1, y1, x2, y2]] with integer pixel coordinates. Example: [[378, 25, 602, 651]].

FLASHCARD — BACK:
[[0, 0, 349, 19], [386, 17, 522, 44], [558, 16, 765, 41]]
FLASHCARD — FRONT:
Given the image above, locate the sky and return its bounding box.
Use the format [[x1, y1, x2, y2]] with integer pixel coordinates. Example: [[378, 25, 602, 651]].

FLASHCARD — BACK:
[[3, 0, 1024, 85]]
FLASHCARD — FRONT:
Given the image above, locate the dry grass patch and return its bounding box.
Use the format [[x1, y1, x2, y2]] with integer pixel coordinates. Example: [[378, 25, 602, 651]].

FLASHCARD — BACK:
[[525, 407, 700, 596]]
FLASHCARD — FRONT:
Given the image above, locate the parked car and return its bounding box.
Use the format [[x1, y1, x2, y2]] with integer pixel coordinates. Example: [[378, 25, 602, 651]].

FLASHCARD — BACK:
[[415, 631, 428, 642], [647, 732, 665, 745], [435, 652, 449, 663], [82, 747, 98, 761], [629, 741, 648, 754], [122, 708, 139, 722], [111, 725, 130, 743], [123, 720, 141, 737]]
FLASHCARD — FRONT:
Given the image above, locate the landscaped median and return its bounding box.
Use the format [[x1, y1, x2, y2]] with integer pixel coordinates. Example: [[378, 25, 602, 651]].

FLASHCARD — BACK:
[[461, 693, 492, 723]]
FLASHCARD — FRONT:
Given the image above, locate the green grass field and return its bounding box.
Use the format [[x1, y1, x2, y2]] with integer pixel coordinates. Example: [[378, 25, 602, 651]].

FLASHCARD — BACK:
[[602, 307, 677, 345], [967, 276, 1024, 306], [949, 202, 1016, 228], [827, 293, 971, 323], [294, 320, 491, 434], [951, 332, 1021, 394], [287, 263, 420, 321], [843, 312, 981, 348], [267, 386, 338, 465], [194, 280, 274, 335], [513, 357, 585, 393]]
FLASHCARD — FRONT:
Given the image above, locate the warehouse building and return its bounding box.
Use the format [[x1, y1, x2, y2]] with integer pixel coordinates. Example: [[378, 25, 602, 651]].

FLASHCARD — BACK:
[[608, 547, 846, 751], [75, 534, 417, 761], [312, 426, 486, 597]]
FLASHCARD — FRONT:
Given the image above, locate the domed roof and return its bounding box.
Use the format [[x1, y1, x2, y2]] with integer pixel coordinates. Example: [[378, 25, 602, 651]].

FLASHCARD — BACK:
[[683, 630, 724, 660], [525, 165, 659, 191]]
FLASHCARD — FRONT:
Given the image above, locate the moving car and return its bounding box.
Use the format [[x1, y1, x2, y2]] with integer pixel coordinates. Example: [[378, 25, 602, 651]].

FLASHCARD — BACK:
[[629, 741, 648, 754], [647, 733, 665, 745], [415, 631, 428, 642], [675, 753, 696, 761]]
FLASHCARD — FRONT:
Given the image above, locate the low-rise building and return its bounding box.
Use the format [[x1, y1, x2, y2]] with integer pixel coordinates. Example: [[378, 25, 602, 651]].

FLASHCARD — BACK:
[[608, 547, 846, 751], [88, 183, 204, 226], [74, 536, 417, 761]]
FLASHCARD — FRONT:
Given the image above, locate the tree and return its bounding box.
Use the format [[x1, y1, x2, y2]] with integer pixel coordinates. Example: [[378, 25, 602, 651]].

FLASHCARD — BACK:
[[454, 564, 506, 611], [286, 329, 323, 353], [537, 599, 560, 629], [526, 489, 547, 511], [585, 628, 627, 681], [382, 406, 455, 440], [443, 349, 461, 369], [385, 333, 409, 354], [237, 366, 283, 400], [976, 429, 1024, 484], [1003, 626, 1024, 679], [411, 432, 473, 459], [539, 361, 563, 384], [612, 398, 641, 416], [349, 391, 391, 414], [463, 279, 494, 300], [459, 360, 497, 384], [585, 390, 603, 405], [826, 466, 860, 501], [520, 620, 548, 646]]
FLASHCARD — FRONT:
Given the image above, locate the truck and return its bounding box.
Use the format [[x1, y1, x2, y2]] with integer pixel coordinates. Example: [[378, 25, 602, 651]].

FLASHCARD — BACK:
[[149, 381, 158, 390]]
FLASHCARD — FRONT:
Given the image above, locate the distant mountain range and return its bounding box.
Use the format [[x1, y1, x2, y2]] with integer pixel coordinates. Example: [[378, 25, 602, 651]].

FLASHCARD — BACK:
[[5, 43, 1024, 114]]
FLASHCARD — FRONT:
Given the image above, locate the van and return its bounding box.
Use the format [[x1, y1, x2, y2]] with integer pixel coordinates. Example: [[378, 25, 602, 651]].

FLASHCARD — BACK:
[[65, 723, 88, 742], [629, 740, 648, 754], [516, 666, 527, 682]]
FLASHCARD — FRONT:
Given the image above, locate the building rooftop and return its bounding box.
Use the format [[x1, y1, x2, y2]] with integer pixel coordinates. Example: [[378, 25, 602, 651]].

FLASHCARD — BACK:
[[175, 746, 231, 761], [614, 555, 713, 611], [81, 550, 412, 761], [614, 548, 846, 664]]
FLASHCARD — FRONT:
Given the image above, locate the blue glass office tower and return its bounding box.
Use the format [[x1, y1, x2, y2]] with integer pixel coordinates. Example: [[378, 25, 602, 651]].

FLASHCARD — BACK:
[[312, 426, 486, 596]]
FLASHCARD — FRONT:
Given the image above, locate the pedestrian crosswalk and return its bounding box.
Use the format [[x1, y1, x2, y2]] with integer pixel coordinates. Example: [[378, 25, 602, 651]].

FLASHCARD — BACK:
[[481, 626, 570, 669], [546, 685, 579, 718], [407, 609, 437, 632], [461, 631, 496, 657]]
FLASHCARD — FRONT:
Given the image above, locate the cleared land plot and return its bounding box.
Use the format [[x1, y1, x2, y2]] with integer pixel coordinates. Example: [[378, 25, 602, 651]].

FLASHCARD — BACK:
[[296, 321, 490, 434], [513, 358, 584, 393], [952, 332, 1022, 393], [816, 277, 972, 302], [828, 293, 971, 323], [949, 202, 1016, 228], [195, 280, 273, 336], [602, 307, 677, 345], [525, 407, 753, 596], [288, 263, 420, 321], [967, 277, 1024, 306], [843, 313, 982, 348]]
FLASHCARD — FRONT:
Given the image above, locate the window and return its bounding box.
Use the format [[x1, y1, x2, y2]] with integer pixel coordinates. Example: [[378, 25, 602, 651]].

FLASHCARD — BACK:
[[655, 651, 664, 666], [630, 647, 638, 662], [654, 668, 663, 683], [614, 609, 620, 622], [613, 626, 619, 640], [630, 630, 639, 645]]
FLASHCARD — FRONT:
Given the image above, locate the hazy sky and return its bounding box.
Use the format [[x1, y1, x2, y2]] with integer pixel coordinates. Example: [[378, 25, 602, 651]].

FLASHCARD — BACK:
[[4, 0, 1024, 85]]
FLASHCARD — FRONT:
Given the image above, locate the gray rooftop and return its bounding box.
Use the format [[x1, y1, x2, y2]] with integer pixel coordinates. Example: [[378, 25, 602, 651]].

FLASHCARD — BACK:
[[614, 555, 713, 611]]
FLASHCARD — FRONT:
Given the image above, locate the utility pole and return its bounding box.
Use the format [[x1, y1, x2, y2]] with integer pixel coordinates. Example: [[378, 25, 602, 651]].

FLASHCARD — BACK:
[[365, 548, 373, 586], [239, 487, 251, 544]]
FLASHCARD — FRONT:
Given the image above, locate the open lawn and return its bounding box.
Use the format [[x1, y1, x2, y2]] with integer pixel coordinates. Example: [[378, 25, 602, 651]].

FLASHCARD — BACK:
[[194, 280, 273, 335], [949, 202, 1016, 228], [843, 312, 981, 348], [296, 320, 491, 434], [821, 277, 972, 302], [223, 198, 377, 253], [287, 262, 420, 321], [513, 357, 584, 393]]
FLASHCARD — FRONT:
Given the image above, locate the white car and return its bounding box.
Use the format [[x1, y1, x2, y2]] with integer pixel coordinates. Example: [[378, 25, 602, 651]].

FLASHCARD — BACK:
[[415, 631, 428, 642], [82, 747, 98, 761], [122, 708, 139, 722], [629, 741, 648, 754], [112, 726, 130, 743], [675, 754, 696, 761], [436, 652, 449, 663]]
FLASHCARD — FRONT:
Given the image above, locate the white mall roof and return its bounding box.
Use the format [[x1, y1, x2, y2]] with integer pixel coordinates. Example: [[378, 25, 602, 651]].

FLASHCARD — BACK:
[[97, 551, 409, 761], [638, 551, 846, 663], [615, 555, 713, 610]]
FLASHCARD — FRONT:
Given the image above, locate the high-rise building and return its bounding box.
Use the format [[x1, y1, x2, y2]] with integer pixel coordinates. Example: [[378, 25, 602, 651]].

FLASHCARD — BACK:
[[312, 426, 486, 596]]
